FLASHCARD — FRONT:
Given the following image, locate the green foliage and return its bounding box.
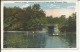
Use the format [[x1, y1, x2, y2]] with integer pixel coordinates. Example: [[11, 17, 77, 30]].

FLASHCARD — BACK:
[[4, 32, 27, 48], [32, 4, 40, 11], [4, 4, 44, 31], [60, 13, 76, 32], [4, 4, 76, 32]]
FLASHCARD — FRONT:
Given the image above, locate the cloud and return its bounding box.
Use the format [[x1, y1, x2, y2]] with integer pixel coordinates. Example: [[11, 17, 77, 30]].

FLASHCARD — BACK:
[[67, 5, 75, 9], [46, 2, 75, 9], [21, 4, 30, 8], [44, 9, 75, 18], [49, 4, 57, 8]]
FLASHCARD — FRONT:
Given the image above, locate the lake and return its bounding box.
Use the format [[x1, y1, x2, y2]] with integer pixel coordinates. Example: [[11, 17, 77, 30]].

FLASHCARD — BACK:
[[3, 31, 76, 48]]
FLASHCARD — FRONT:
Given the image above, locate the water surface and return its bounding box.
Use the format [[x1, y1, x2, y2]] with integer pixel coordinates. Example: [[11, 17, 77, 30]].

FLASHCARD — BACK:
[[4, 32, 76, 48]]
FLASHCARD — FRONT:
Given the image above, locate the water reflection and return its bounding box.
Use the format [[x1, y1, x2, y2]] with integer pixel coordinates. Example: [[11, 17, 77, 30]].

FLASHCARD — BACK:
[[64, 33, 76, 48], [25, 32, 47, 48], [4, 32, 76, 48]]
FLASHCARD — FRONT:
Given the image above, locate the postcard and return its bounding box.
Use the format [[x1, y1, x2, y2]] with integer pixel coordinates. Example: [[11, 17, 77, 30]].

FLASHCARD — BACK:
[[1, 0, 77, 49]]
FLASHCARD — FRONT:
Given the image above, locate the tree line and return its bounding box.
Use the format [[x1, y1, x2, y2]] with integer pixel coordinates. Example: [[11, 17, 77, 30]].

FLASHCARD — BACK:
[[4, 4, 76, 32]]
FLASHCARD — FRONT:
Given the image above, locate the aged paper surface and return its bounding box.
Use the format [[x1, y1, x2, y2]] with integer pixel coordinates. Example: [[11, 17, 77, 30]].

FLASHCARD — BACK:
[[1, 0, 79, 50]]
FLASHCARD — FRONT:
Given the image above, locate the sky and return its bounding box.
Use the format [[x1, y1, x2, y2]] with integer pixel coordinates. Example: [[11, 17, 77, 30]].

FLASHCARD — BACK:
[[4, 0, 76, 18]]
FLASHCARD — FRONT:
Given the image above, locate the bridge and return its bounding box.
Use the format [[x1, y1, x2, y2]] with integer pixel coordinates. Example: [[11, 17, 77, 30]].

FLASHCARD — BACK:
[[40, 24, 59, 35]]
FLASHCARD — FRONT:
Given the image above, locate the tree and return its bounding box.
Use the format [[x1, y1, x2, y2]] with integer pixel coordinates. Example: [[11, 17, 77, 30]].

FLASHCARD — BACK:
[[32, 4, 40, 11], [4, 4, 76, 32], [4, 4, 46, 31], [60, 13, 76, 32], [4, 7, 26, 31], [67, 13, 76, 32]]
